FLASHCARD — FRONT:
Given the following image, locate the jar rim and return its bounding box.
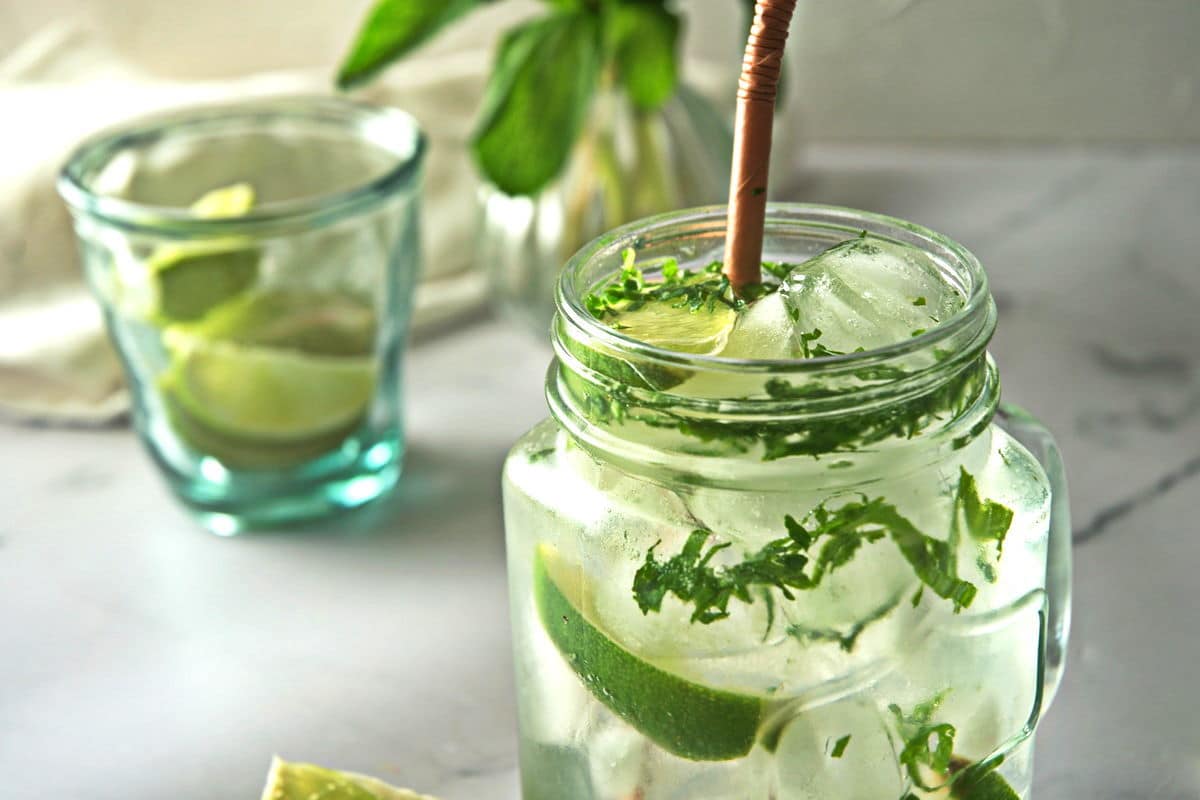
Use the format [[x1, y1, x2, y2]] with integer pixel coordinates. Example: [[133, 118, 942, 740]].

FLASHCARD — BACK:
[[555, 203, 993, 382], [57, 95, 426, 237]]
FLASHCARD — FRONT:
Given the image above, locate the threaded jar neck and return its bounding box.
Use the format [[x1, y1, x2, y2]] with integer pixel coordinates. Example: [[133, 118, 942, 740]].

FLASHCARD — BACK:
[[547, 204, 1000, 486]]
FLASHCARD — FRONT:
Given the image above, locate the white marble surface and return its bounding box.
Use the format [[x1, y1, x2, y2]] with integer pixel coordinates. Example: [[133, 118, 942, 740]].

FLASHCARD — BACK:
[[2, 145, 1199, 799]]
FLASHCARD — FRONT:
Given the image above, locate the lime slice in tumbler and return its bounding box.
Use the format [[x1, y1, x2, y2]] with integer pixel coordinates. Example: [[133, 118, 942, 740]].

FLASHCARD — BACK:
[[190, 182, 256, 218], [533, 543, 766, 761], [149, 182, 260, 323], [162, 333, 375, 444], [186, 289, 377, 357], [261, 756, 438, 800]]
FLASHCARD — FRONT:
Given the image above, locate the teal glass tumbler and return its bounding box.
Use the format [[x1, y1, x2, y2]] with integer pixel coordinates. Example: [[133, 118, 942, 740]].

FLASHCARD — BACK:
[[58, 97, 426, 533]]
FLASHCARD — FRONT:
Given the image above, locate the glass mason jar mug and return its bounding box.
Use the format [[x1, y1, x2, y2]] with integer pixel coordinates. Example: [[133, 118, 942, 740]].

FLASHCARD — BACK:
[[502, 205, 1071, 799]]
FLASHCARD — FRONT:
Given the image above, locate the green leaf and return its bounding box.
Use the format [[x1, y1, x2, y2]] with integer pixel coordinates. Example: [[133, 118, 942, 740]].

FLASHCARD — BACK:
[[606, 3, 681, 110], [472, 12, 603, 196], [957, 467, 1014, 553], [899, 723, 957, 790], [336, 0, 488, 88], [830, 734, 851, 758], [632, 494, 980, 626]]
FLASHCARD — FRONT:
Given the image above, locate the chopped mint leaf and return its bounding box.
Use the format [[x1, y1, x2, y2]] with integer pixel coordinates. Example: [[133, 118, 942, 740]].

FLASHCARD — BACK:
[[830, 734, 851, 758], [796, 327, 848, 359], [913, 296, 928, 306], [798, 328, 823, 358], [890, 689, 950, 737], [956, 467, 1014, 554], [583, 256, 749, 319], [899, 722, 956, 790], [661, 258, 679, 282], [891, 694, 956, 790], [912, 328, 927, 337], [977, 553, 998, 583], [911, 585, 925, 607], [632, 494, 981, 624], [760, 587, 776, 642], [527, 447, 555, 463], [620, 247, 637, 271], [761, 261, 797, 281]]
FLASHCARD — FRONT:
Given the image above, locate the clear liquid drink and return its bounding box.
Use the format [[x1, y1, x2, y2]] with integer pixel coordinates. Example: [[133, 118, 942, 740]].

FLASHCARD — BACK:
[[503, 205, 1070, 799]]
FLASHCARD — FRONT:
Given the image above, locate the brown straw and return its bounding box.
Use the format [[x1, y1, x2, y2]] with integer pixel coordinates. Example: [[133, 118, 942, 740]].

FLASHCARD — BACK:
[[723, 0, 797, 292]]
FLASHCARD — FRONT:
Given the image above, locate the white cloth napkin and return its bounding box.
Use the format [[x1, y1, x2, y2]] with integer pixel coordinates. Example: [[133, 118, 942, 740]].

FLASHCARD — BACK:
[[0, 21, 492, 425]]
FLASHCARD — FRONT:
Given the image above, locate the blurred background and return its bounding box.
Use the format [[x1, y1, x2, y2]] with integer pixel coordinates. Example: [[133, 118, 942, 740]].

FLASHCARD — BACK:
[[2, 1, 1198, 799]]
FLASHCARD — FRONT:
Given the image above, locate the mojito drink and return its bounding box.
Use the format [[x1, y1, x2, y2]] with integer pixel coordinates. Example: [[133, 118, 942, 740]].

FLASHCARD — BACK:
[[503, 206, 1069, 799]]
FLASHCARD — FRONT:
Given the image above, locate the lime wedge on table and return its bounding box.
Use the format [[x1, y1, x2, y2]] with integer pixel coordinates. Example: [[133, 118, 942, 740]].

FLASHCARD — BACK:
[[533, 544, 766, 761], [261, 756, 437, 800], [148, 182, 260, 323]]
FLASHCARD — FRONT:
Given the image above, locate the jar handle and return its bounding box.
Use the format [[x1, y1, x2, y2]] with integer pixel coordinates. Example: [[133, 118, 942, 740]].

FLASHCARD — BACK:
[[995, 403, 1073, 709]]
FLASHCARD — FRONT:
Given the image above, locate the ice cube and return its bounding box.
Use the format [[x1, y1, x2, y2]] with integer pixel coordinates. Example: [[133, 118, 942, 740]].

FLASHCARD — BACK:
[[720, 291, 799, 360], [772, 694, 906, 800], [780, 236, 963, 356]]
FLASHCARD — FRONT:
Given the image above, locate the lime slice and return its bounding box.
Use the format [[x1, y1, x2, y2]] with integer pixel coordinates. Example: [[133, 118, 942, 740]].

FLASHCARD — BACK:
[[148, 183, 260, 323], [606, 299, 736, 356], [533, 544, 766, 761], [151, 246, 259, 322], [162, 334, 375, 443], [261, 756, 437, 800], [162, 391, 362, 469], [951, 765, 1021, 799], [190, 182, 255, 218], [186, 289, 376, 357]]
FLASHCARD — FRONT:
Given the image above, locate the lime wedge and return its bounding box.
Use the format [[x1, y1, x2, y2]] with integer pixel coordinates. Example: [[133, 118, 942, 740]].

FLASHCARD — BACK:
[[162, 335, 375, 444], [185, 289, 376, 357], [951, 765, 1021, 799], [606, 299, 736, 356], [149, 182, 260, 323], [151, 246, 259, 322], [261, 756, 437, 800], [162, 391, 362, 469], [191, 182, 255, 218], [533, 544, 766, 761]]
